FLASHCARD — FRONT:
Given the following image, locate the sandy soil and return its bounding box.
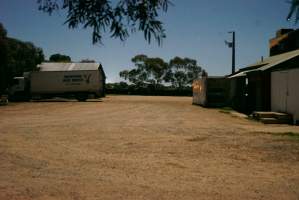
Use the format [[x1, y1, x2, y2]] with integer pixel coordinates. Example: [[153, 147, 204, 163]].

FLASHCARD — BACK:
[[0, 95, 299, 200]]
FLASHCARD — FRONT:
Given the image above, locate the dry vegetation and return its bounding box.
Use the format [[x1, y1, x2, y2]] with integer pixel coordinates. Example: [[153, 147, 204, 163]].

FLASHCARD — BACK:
[[1, 95, 299, 200]]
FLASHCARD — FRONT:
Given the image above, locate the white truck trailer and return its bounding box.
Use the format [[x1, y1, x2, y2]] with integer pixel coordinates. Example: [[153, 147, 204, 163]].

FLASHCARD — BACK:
[[10, 62, 106, 101]]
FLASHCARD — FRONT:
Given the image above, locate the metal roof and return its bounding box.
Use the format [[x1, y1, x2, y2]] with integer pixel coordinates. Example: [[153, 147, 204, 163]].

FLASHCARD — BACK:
[[228, 69, 257, 78], [37, 62, 101, 71], [206, 76, 226, 78], [229, 49, 299, 78]]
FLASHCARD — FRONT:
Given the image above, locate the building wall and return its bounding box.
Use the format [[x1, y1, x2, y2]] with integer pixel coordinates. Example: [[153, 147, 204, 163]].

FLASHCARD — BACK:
[[206, 78, 231, 107], [247, 71, 271, 112], [230, 77, 248, 113], [271, 68, 299, 124]]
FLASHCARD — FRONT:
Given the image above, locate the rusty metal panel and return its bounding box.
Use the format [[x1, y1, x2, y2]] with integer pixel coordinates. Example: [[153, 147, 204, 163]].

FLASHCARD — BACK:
[[193, 77, 230, 107], [192, 78, 207, 106]]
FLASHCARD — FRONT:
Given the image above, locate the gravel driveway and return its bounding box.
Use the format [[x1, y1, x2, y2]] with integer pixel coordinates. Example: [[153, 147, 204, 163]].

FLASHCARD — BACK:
[[0, 95, 299, 200]]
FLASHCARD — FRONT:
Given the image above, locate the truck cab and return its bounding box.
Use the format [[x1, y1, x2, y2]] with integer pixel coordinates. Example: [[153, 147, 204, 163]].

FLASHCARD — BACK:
[[9, 76, 30, 101], [10, 77, 25, 94], [0, 94, 8, 105]]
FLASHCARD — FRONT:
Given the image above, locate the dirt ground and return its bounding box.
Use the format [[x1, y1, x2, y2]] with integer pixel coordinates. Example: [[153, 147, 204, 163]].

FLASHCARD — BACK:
[[1, 95, 299, 200]]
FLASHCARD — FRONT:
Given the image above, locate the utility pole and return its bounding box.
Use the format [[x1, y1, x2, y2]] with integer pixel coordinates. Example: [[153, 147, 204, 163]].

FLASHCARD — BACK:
[[225, 31, 236, 74], [231, 31, 235, 74]]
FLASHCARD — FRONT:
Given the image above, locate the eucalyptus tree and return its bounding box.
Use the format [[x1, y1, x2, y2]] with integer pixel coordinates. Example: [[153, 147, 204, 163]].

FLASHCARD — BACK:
[[0, 23, 44, 93], [167, 57, 203, 89], [120, 54, 168, 87], [120, 55, 204, 90], [0, 23, 8, 93]]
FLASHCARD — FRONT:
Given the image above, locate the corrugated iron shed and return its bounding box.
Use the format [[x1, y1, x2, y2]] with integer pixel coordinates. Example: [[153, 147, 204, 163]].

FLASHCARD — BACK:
[[229, 49, 299, 78]]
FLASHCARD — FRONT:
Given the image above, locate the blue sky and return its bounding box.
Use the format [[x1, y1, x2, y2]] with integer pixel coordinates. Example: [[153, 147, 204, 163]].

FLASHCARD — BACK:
[[0, 0, 297, 82]]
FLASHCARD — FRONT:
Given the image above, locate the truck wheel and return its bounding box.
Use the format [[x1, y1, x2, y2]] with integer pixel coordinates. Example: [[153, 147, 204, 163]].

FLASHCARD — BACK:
[[76, 95, 87, 102]]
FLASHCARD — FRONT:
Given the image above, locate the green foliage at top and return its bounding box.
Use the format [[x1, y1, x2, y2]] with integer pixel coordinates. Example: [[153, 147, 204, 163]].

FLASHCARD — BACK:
[[119, 54, 206, 90], [37, 0, 172, 45], [49, 53, 71, 62]]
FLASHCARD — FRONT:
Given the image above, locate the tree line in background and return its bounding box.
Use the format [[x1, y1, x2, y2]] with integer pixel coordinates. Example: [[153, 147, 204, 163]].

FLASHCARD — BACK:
[[0, 21, 204, 97], [106, 55, 207, 96], [0, 23, 45, 94], [48, 53, 96, 63], [49, 53, 71, 62]]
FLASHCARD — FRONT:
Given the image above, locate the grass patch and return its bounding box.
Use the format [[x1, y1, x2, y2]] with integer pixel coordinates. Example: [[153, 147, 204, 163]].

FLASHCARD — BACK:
[[219, 107, 233, 114], [277, 132, 299, 139], [267, 132, 299, 141], [219, 110, 231, 114], [186, 136, 208, 142], [221, 107, 233, 111]]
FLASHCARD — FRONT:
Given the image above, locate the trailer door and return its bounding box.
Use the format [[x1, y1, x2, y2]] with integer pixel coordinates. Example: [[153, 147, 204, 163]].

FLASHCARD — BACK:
[[271, 68, 299, 123]]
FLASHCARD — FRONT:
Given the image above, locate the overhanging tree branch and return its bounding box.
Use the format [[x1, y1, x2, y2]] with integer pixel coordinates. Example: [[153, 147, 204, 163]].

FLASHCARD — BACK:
[[287, 0, 299, 22], [37, 0, 172, 45]]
